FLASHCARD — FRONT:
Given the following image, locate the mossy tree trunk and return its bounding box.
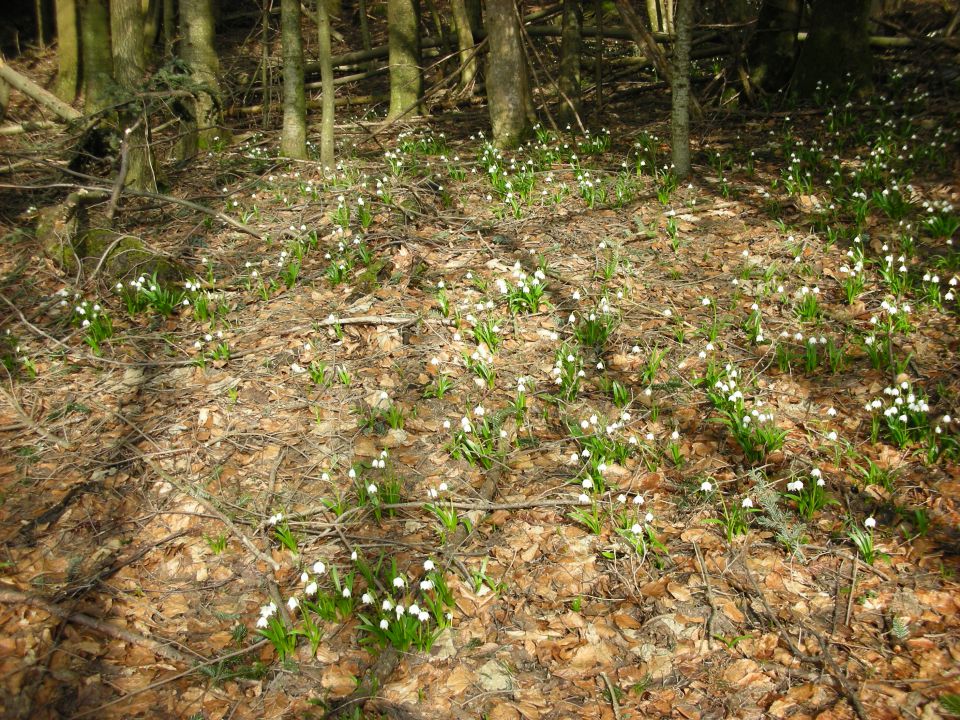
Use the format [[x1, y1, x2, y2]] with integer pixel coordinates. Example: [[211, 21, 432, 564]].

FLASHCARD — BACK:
[[79, 0, 112, 114], [279, 0, 307, 159], [387, 0, 422, 119], [163, 0, 177, 56], [451, 0, 477, 92], [316, 0, 335, 171], [486, 0, 534, 148], [178, 0, 221, 158], [746, 0, 800, 94], [670, 0, 694, 179], [54, 0, 79, 102], [558, 0, 582, 121], [111, 0, 158, 192], [793, 0, 872, 99]]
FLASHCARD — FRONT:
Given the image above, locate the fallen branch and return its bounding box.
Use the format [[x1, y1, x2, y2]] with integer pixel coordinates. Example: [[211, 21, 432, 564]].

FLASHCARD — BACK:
[[0, 383, 72, 448], [0, 586, 200, 665], [139, 455, 281, 572], [0, 120, 59, 135], [738, 551, 869, 720], [0, 58, 82, 121]]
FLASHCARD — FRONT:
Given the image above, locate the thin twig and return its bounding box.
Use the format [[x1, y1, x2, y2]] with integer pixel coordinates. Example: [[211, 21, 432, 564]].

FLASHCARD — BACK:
[[0, 384, 71, 448], [600, 672, 622, 720], [0, 586, 200, 664], [139, 454, 281, 572], [844, 557, 859, 627], [692, 540, 717, 649]]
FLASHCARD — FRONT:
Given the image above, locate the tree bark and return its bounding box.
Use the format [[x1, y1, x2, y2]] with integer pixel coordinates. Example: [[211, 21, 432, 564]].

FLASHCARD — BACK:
[[746, 0, 800, 93], [0, 58, 81, 121], [558, 0, 582, 119], [793, 0, 872, 99], [179, 0, 221, 158], [670, 0, 693, 179], [54, 0, 80, 102], [79, 0, 113, 114], [279, 0, 307, 158], [485, 0, 533, 147], [451, 0, 478, 91], [316, 0, 336, 171], [387, 0, 422, 119], [112, 0, 157, 192]]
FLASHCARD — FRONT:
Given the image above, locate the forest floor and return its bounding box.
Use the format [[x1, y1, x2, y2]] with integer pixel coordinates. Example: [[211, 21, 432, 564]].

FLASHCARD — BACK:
[[1, 42, 960, 720]]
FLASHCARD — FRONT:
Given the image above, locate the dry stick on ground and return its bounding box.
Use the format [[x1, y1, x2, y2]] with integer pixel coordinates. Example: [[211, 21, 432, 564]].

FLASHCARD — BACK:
[[844, 556, 859, 627], [692, 540, 717, 649], [739, 550, 869, 720], [600, 671, 623, 720], [0, 587, 201, 664], [324, 442, 508, 720], [71, 638, 270, 719], [0, 383, 72, 448], [138, 454, 281, 572]]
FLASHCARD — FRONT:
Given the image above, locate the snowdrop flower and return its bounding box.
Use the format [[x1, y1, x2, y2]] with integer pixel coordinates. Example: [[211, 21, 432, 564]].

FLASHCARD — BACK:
[[633, 495, 644, 506], [424, 559, 435, 572], [408, 604, 421, 616], [379, 618, 390, 630], [313, 561, 326, 575], [786, 479, 803, 492], [287, 597, 299, 611], [420, 579, 434, 591], [393, 576, 405, 589], [700, 480, 713, 492], [864, 516, 876, 529], [342, 587, 351, 598], [670, 430, 680, 441], [741, 497, 754, 509], [631, 523, 643, 535], [578, 493, 590, 504]]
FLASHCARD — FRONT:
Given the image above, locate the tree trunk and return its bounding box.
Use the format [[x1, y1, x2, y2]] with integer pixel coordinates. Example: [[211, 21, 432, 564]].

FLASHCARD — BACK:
[[451, 0, 477, 91], [746, 0, 800, 93], [54, 0, 80, 102], [112, 0, 157, 192], [316, 0, 335, 171], [36, 0, 47, 49], [558, 0, 582, 119], [793, 0, 872, 99], [485, 0, 533, 147], [387, 0, 421, 119], [279, 0, 307, 158], [670, 0, 693, 179], [179, 0, 221, 158], [79, 0, 112, 114]]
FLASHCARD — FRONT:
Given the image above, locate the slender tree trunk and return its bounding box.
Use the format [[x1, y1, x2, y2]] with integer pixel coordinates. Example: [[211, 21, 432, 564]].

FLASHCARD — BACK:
[[793, 0, 872, 98], [451, 0, 477, 91], [558, 0, 582, 120], [279, 0, 307, 158], [111, 0, 157, 191], [179, 0, 221, 158], [387, 0, 421, 119], [670, 0, 693, 178], [36, 0, 46, 49], [357, 0, 372, 66], [79, 0, 112, 114], [54, 0, 80, 102], [594, 0, 602, 113], [661, 0, 673, 34], [486, 0, 533, 147], [645, 0, 658, 31], [261, 0, 271, 128], [746, 0, 800, 93], [316, 0, 335, 171]]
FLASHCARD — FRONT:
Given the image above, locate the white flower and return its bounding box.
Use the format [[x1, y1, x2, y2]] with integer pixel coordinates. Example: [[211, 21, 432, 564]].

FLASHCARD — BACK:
[[305, 581, 318, 595], [741, 497, 753, 508], [420, 579, 434, 591], [700, 481, 712, 492], [632, 495, 644, 506], [382, 599, 393, 611], [393, 576, 405, 588], [362, 593, 373, 604], [256, 615, 269, 628], [424, 559, 435, 571], [380, 618, 390, 630], [313, 561, 326, 575], [864, 516, 876, 529], [631, 523, 643, 535], [342, 587, 351, 598], [418, 611, 430, 622], [578, 493, 590, 504], [287, 597, 299, 611], [786, 479, 803, 492]]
